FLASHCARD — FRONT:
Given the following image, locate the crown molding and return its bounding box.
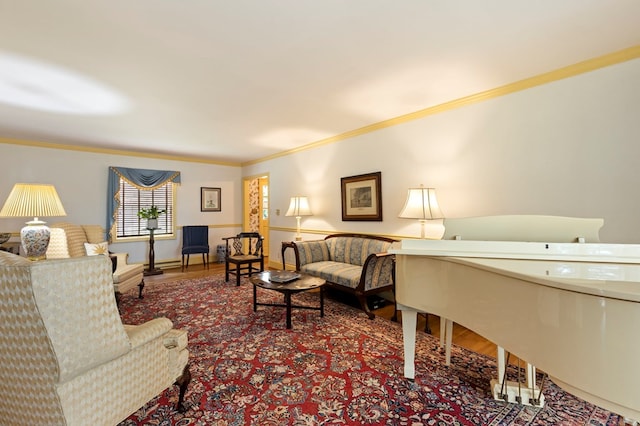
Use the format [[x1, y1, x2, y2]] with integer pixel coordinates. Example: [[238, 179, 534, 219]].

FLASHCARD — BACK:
[[244, 45, 640, 167]]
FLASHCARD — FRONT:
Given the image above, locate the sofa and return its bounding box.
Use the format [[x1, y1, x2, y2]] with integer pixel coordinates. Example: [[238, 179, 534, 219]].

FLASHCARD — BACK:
[[45, 222, 145, 306], [0, 251, 190, 426], [290, 233, 397, 319]]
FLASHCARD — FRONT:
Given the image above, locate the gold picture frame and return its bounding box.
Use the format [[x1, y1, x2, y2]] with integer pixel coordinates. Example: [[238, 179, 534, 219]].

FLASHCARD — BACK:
[[341, 172, 382, 221]]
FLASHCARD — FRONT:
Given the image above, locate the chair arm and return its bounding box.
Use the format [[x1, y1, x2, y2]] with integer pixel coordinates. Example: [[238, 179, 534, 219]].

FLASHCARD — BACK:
[[361, 252, 395, 292], [124, 317, 174, 348], [110, 252, 129, 265]]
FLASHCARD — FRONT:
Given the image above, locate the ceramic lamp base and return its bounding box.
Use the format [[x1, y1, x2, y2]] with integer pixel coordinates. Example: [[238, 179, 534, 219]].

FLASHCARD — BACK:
[[21, 219, 51, 261]]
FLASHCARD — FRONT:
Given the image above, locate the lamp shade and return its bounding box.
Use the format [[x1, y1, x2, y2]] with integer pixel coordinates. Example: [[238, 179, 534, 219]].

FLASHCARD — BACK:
[[285, 196, 313, 217], [398, 186, 443, 220], [0, 183, 67, 260], [0, 183, 67, 218]]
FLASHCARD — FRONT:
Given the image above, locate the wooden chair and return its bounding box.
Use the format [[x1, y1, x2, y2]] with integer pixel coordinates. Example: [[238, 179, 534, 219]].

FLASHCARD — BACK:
[[223, 232, 264, 286], [181, 225, 210, 271]]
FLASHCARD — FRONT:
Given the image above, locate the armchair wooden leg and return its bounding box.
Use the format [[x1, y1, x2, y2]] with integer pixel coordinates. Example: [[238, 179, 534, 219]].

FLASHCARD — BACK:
[[115, 291, 122, 310], [175, 363, 191, 413], [138, 279, 145, 299]]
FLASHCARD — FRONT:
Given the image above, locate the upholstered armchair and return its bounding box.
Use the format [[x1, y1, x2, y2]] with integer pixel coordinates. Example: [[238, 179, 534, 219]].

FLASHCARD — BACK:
[[45, 222, 145, 306], [0, 251, 190, 425]]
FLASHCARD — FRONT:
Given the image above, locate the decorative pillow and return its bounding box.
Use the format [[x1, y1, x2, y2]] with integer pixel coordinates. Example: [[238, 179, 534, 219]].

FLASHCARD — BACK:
[[84, 241, 109, 256]]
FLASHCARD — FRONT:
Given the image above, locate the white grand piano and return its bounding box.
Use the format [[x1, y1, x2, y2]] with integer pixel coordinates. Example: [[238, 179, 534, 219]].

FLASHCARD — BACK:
[[390, 215, 640, 422]]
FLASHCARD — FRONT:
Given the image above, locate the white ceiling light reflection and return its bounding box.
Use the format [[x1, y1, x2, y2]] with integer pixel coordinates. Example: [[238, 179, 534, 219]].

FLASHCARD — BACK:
[[340, 64, 486, 121], [252, 127, 334, 150], [0, 51, 130, 115]]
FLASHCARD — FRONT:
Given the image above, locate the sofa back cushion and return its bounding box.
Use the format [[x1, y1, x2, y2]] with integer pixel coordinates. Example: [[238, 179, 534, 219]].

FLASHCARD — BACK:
[[46, 228, 70, 259], [327, 237, 392, 266], [295, 240, 330, 265], [50, 224, 106, 257], [51, 223, 88, 257], [82, 225, 105, 244]]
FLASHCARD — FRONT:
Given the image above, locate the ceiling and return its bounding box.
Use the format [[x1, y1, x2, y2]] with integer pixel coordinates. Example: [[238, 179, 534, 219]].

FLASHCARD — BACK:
[[1, 1, 639, 165]]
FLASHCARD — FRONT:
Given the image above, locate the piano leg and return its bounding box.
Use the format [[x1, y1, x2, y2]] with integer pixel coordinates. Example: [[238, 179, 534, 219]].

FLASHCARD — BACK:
[[438, 318, 453, 366], [401, 309, 453, 378], [400, 306, 417, 379]]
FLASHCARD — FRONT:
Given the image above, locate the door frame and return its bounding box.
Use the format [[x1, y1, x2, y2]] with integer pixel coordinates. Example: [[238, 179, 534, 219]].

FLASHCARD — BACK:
[[242, 173, 269, 256]]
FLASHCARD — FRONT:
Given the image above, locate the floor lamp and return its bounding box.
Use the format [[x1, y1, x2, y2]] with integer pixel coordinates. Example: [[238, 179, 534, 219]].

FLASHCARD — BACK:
[[285, 196, 312, 241], [398, 185, 443, 238], [0, 183, 67, 260]]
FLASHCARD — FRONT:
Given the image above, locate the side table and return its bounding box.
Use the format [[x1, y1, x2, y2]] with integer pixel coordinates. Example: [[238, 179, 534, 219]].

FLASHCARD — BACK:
[[0, 242, 21, 255]]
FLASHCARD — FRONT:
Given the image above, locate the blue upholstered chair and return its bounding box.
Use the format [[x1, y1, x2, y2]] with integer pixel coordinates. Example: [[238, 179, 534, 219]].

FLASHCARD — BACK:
[[181, 226, 210, 271]]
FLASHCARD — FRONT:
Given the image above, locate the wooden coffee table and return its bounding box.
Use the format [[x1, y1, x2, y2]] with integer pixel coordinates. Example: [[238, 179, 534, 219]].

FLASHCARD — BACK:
[[250, 271, 326, 329]]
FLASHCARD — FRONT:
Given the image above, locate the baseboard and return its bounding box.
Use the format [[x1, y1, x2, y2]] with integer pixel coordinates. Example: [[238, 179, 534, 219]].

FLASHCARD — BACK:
[[147, 259, 181, 270], [269, 259, 293, 270]]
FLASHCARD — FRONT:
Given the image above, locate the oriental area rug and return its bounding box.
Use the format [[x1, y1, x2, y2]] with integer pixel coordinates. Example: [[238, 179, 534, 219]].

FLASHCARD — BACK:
[[117, 275, 622, 426]]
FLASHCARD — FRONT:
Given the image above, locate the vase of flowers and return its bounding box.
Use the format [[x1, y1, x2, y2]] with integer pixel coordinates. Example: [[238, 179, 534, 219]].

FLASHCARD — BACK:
[[137, 206, 166, 230]]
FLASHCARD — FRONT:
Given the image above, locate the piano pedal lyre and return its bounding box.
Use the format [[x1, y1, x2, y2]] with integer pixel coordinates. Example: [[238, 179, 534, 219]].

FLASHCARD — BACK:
[[491, 347, 545, 408]]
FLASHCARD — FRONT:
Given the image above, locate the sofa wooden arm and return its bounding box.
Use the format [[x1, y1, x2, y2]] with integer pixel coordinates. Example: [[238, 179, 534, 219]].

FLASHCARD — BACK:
[[360, 252, 395, 292]]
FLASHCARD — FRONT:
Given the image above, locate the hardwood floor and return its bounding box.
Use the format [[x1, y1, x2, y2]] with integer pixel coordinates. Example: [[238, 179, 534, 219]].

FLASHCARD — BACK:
[[143, 260, 499, 360]]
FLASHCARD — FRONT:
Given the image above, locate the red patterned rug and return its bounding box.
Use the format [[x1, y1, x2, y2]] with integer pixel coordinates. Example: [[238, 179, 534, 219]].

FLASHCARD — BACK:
[[117, 275, 622, 425]]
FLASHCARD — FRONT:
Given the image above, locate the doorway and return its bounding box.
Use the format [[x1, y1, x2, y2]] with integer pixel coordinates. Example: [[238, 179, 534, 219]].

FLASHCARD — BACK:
[[243, 175, 269, 257]]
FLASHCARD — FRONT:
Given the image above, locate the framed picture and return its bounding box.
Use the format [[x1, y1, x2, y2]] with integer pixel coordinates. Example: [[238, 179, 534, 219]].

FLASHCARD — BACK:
[[201, 187, 221, 212], [341, 171, 382, 221]]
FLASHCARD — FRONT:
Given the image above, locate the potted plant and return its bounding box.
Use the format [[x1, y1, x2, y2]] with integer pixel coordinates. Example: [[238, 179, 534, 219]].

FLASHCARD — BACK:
[[137, 205, 166, 230]]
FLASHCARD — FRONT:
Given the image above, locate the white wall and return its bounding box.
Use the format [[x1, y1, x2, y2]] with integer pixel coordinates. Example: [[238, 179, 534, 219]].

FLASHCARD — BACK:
[[3, 59, 639, 269], [0, 144, 242, 264], [244, 59, 640, 268]]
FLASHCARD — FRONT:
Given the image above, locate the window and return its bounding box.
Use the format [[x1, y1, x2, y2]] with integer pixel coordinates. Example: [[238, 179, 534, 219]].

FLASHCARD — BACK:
[[115, 178, 175, 238], [107, 166, 180, 242]]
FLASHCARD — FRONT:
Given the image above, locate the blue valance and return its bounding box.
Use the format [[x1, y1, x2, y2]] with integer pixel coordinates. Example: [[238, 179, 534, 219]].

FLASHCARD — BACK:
[[107, 166, 181, 241]]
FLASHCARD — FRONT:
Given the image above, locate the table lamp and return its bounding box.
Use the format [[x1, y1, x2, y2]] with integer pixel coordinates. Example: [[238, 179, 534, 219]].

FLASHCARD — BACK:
[[0, 183, 67, 260], [285, 196, 312, 241], [398, 185, 443, 239]]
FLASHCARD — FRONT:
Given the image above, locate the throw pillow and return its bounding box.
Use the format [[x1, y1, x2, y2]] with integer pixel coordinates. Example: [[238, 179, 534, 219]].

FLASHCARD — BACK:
[[84, 241, 109, 256]]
